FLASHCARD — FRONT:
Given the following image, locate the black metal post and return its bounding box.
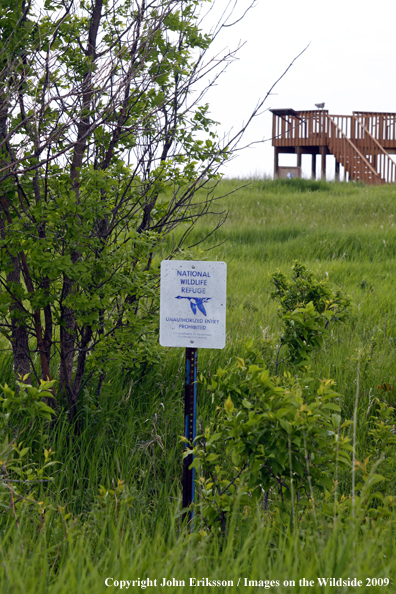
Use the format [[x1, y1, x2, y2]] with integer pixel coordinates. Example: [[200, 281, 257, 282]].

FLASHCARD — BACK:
[[182, 347, 197, 527]]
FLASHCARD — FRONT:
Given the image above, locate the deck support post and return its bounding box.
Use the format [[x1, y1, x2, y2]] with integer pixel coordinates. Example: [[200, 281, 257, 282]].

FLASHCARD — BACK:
[[311, 154, 316, 180], [335, 159, 340, 181], [274, 147, 279, 179], [320, 146, 326, 180], [296, 148, 302, 170]]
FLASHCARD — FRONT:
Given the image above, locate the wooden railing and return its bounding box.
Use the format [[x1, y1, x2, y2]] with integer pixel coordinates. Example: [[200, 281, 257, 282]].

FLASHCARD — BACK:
[[353, 112, 396, 149], [328, 115, 351, 138], [351, 116, 396, 184], [326, 115, 382, 184], [272, 110, 328, 147]]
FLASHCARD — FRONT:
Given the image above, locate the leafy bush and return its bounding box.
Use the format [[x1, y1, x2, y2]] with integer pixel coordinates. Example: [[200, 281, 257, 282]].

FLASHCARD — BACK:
[[271, 262, 352, 369], [0, 379, 58, 530], [366, 397, 396, 493], [0, 377, 56, 426], [191, 357, 352, 534]]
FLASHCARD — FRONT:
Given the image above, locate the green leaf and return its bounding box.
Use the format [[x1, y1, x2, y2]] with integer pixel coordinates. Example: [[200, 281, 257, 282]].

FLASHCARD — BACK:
[[367, 474, 386, 486], [224, 396, 234, 414], [279, 419, 292, 434], [242, 399, 253, 409], [207, 433, 222, 443], [275, 408, 290, 419], [331, 414, 342, 429], [323, 403, 341, 412]]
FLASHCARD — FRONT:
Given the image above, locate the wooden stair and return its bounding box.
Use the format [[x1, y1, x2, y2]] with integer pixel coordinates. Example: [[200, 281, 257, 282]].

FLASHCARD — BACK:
[[351, 115, 396, 184], [271, 108, 396, 183], [326, 115, 382, 184]]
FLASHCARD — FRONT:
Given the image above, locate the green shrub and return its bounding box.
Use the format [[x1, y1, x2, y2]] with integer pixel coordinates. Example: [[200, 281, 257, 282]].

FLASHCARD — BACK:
[[0, 379, 57, 528], [191, 357, 352, 534], [271, 262, 352, 369]]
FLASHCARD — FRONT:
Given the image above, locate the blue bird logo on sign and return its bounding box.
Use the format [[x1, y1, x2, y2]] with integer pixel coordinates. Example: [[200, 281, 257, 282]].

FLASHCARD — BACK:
[[176, 296, 211, 316]]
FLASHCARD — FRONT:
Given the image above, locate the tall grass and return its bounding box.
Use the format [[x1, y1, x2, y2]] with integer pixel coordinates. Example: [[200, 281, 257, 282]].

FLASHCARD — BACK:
[[2, 511, 395, 593], [2, 178, 396, 592]]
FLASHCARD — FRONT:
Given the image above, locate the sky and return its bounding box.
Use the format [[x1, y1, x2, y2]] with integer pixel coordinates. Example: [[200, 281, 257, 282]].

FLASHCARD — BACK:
[[199, 0, 396, 179]]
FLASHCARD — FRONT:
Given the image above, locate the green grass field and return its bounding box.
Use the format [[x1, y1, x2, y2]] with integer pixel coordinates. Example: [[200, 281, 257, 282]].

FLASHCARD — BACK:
[[2, 179, 396, 593], [165, 179, 396, 411]]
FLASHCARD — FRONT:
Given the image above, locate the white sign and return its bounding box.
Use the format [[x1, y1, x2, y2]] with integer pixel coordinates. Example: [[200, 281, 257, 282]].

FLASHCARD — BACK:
[[160, 260, 226, 349]]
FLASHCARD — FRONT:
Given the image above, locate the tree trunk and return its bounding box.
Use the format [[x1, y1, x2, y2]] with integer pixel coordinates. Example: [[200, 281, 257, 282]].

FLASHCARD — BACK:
[[59, 275, 77, 409], [0, 212, 31, 379], [8, 256, 31, 379]]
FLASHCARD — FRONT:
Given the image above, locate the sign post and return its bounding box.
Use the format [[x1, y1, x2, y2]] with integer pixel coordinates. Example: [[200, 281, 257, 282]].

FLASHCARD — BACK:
[[182, 347, 197, 520], [160, 260, 226, 526]]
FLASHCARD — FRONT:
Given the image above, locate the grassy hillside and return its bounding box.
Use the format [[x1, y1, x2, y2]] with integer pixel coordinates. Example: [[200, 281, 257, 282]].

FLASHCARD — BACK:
[[2, 179, 396, 593], [164, 178, 396, 411]]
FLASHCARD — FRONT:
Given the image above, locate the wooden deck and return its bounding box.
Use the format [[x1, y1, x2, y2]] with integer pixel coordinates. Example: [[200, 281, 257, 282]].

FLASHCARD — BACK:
[[271, 109, 396, 184]]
